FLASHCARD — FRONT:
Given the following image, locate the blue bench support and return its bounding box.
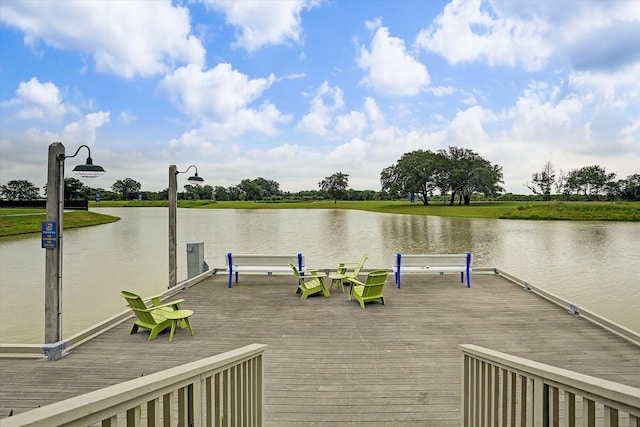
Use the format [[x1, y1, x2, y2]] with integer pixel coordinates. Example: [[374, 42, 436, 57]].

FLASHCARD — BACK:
[[395, 252, 472, 289]]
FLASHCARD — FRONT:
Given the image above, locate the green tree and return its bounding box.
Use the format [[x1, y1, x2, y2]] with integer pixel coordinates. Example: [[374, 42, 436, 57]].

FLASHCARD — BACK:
[[439, 146, 503, 205], [291, 189, 320, 200], [603, 180, 621, 201], [253, 177, 282, 198], [565, 165, 616, 200], [64, 177, 91, 200], [158, 188, 169, 200], [348, 189, 377, 201], [139, 190, 161, 201], [111, 178, 142, 200], [319, 172, 349, 203], [239, 179, 262, 201], [200, 184, 213, 200], [619, 174, 640, 201], [183, 184, 198, 200], [437, 146, 472, 205], [0, 179, 40, 200], [88, 188, 119, 201], [183, 184, 213, 200], [380, 150, 440, 205], [227, 185, 242, 201], [527, 161, 556, 201], [213, 186, 230, 201]]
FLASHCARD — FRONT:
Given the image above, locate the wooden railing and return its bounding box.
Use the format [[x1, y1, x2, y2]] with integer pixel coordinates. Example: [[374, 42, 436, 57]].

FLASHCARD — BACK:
[[0, 343, 266, 427], [0, 268, 215, 360], [460, 344, 640, 427], [488, 268, 640, 347]]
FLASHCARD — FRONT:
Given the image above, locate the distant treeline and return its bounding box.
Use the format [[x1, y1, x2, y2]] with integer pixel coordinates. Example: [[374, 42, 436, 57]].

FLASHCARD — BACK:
[[2, 156, 639, 203], [0, 200, 88, 210]]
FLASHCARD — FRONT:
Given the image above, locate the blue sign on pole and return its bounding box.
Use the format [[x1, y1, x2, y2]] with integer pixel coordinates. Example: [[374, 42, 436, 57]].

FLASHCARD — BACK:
[[96, 193, 101, 202], [41, 221, 57, 249]]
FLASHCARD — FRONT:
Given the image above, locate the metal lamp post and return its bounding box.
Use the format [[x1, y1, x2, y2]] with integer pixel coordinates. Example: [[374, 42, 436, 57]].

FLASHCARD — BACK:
[[44, 143, 105, 344], [168, 165, 203, 289]]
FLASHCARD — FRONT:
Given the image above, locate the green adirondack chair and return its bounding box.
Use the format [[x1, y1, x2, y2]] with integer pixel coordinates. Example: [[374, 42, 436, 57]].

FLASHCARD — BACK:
[[121, 290, 185, 341], [290, 263, 331, 300], [348, 270, 388, 309], [342, 253, 368, 284]]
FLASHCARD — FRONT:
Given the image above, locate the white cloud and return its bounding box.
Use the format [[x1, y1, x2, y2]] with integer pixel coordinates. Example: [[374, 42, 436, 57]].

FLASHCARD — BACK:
[[445, 106, 494, 149], [462, 96, 478, 106], [429, 86, 455, 97], [334, 111, 368, 138], [2, 1, 637, 195], [492, 0, 640, 61], [508, 82, 586, 142], [568, 63, 640, 109], [620, 118, 640, 149], [416, 1, 551, 71], [200, 102, 291, 140], [60, 111, 111, 148], [0, 77, 77, 121], [119, 111, 137, 124], [564, 21, 640, 72], [363, 97, 385, 126], [428, 1, 640, 77], [298, 93, 386, 140], [358, 25, 430, 96], [297, 81, 344, 136], [0, 112, 111, 189], [203, 0, 319, 52], [159, 63, 289, 141], [0, 1, 205, 78]]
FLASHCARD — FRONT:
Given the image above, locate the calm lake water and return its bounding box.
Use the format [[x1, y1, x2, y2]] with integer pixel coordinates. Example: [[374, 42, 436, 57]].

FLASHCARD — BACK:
[[0, 207, 638, 343]]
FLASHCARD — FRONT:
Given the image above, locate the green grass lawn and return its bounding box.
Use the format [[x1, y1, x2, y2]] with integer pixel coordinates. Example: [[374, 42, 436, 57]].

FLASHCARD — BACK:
[[92, 199, 640, 221], [1, 200, 636, 238], [0, 209, 119, 238]]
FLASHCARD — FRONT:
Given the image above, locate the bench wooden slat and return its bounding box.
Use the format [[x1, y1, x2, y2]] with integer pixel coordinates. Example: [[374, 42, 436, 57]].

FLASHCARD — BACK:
[[393, 253, 473, 288], [226, 253, 304, 288]]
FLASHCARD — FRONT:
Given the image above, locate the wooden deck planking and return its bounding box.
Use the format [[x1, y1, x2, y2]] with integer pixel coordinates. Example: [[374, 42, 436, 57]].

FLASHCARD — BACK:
[[1, 271, 639, 425]]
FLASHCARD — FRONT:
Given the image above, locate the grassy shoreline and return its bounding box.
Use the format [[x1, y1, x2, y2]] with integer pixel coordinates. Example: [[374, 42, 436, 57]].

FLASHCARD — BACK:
[[90, 199, 640, 221], [0, 210, 120, 239], [1, 200, 637, 238]]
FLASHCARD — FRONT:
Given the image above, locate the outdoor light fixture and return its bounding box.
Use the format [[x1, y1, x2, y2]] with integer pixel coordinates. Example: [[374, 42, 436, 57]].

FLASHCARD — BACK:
[[186, 167, 204, 184], [57, 144, 106, 178], [168, 164, 204, 289], [64, 145, 106, 178], [44, 142, 106, 354]]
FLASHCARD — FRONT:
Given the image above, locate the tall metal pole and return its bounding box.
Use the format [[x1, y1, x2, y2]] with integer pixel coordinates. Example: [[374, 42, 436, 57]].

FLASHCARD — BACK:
[[45, 142, 64, 343], [168, 165, 178, 289]]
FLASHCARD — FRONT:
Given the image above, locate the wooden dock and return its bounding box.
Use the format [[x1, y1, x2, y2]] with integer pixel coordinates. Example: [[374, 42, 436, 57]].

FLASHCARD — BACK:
[[1, 272, 639, 425]]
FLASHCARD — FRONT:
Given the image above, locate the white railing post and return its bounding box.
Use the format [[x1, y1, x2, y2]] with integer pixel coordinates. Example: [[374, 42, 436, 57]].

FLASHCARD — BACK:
[[461, 354, 470, 427], [0, 344, 267, 427], [532, 376, 545, 427], [460, 344, 640, 427]]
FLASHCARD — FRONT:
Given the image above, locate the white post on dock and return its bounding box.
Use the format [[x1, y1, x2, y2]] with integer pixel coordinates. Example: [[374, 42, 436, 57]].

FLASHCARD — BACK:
[[44, 143, 105, 346], [45, 143, 65, 344], [168, 164, 203, 289], [169, 165, 178, 289]]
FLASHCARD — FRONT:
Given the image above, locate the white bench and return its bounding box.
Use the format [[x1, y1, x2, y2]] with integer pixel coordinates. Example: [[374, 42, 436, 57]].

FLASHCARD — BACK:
[[393, 253, 473, 288], [226, 253, 304, 288]]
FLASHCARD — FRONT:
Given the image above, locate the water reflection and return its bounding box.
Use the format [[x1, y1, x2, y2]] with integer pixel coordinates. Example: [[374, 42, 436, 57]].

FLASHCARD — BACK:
[[0, 207, 638, 343], [383, 215, 482, 255]]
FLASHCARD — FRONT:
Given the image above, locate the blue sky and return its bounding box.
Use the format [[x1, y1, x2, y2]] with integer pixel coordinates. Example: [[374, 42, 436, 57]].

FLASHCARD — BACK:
[[1, 0, 639, 195]]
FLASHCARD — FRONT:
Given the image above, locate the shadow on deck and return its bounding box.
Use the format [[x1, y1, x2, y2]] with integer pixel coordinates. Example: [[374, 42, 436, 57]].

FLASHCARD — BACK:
[[1, 272, 639, 425]]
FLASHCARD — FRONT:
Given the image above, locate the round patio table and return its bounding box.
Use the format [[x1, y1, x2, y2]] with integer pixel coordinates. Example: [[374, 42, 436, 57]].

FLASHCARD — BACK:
[[164, 309, 195, 342], [328, 272, 347, 293]]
